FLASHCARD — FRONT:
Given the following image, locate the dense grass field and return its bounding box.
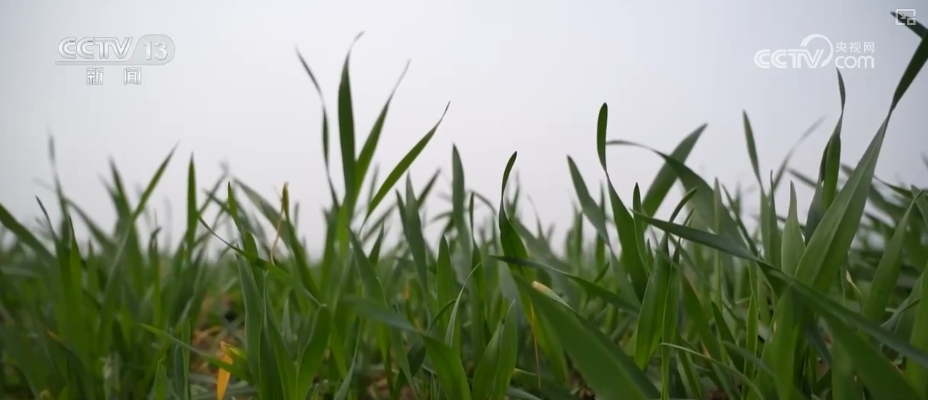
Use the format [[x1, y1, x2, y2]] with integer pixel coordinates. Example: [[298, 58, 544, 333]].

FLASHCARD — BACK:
[[2, 16, 928, 400]]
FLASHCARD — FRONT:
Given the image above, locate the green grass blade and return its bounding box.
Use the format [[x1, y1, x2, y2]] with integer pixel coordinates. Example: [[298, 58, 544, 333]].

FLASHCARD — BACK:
[[139, 325, 247, 379], [491, 255, 640, 314], [804, 70, 846, 240], [333, 331, 362, 400], [129, 145, 177, 226], [742, 111, 762, 185], [772, 117, 825, 192], [820, 310, 920, 400], [596, 103, 608, 168], [236, 259, 266, 394], [640, 124, 707, 216], [780, 183, 805, 277], [607, 138, 741, 241], [472, 302, 518, 400], [423, 335, 473, 400], [356, 60, 410, 192], [296, 307, 331, 399], [296, 48, 332, 169], [0, 203, 55, 262], [662, 343, 767, 400], [263, 284, 295, 399], [435, 237, 459, 347], [517, 277, 660, 400], [337, 32, 364, 215], [365, 102, 449, 221], [890, 25, 928, 111], [906, 193, 928, 395], [400, 178, 432, 312], [595, 105, 648, 298], [861, 193, 920, 321], [566, 156, 610, 248], [635, 236, 672, 368], [349, 231, 387, 302]]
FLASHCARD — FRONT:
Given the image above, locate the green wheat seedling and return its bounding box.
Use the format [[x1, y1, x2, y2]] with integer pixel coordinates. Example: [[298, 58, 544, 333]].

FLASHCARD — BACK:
[[1, 14, 927, 400]]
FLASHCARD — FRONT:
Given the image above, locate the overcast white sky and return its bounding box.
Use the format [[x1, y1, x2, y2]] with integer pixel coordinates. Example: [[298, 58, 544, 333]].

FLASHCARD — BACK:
[[1, 0, 926, 251]]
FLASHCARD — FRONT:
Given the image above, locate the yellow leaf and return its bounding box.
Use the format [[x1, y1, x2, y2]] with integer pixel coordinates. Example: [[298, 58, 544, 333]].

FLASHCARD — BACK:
[[217, 341, 234, 400]]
